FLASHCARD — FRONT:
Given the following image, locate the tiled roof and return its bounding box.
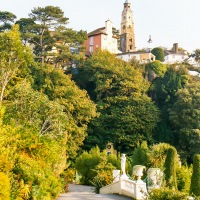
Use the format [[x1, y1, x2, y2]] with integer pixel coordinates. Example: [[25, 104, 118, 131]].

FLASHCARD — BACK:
[[87, 27, 119, 39], [117, 51, 150, 56], [164, 50, 187, 56], [88, 27, 107, 37]]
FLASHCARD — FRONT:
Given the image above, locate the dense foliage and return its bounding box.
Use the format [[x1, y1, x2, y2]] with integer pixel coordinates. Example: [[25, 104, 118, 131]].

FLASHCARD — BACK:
[[0, 5, 199, 199], [0, 24, 96, 199], [0, 11, 16, 31], [151, 47, 165, 62], [176, 165, 192, 193], [75, 147, 118, 186], [73, 50, 159, 153], [169, 81, 200, 161], [149, 188, 188, 200]]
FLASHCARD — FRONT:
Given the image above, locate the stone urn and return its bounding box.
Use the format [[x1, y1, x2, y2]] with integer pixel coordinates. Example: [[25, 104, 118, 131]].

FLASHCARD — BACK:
[[147, 168, 163, 191], [132, 165, 146, 182]]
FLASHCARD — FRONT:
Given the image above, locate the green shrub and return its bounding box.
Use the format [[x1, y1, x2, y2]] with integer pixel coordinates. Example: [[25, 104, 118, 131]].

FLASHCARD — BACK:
[[90, 152, 116, 192], [75, 146, 103, 185], [149, 188, 188, 200], [107, 154, 120, 169], [176, 165, 192, 193], [164, 147, 177, 190], [190, 154, 200, 197], [75, 147, 117, 186], [90, 162, 114, 193], [0, 172, 10, 200], [132, 141, 149, 167], [146, 60, 167, 78], [149, 143, 178, 169]]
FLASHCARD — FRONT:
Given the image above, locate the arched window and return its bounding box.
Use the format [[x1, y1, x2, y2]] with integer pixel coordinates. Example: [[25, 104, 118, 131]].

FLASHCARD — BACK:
[[123, 25, 126, 34]]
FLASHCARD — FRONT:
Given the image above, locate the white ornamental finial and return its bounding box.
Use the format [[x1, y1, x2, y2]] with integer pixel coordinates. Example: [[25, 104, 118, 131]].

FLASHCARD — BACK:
[[125, 0, 130, 4]]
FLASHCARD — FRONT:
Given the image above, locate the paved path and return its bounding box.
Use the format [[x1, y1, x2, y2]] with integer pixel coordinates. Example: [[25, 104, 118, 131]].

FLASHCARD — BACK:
[[57, 184, 133, 200]]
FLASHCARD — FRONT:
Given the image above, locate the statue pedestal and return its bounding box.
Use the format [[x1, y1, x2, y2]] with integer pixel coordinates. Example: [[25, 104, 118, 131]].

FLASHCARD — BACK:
[[120, 174, 129, 180], [113, 170, 120, 182]]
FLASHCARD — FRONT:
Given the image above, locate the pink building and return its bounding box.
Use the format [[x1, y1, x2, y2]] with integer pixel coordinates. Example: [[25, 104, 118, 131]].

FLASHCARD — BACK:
[[85, 20, 120, 55]]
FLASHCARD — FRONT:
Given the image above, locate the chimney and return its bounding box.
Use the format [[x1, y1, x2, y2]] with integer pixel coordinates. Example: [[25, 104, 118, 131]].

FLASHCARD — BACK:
[[105, 20, 112, 36], [173, 43, 178, 53]]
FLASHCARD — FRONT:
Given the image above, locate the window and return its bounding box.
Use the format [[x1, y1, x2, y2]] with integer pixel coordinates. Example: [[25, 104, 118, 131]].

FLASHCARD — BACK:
[[89, 36, 94, 45], [123, 25, 126, 34], [89, 46, 93, 53]]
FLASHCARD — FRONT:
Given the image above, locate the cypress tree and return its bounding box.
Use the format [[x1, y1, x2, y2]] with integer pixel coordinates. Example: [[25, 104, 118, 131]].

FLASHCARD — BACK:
[[164, 147, 177, 190], [190, 154, 200, 196]]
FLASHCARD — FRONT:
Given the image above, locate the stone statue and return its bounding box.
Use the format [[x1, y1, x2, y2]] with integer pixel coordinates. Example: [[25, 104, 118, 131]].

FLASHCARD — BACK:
[[121, 154, 126, 176]]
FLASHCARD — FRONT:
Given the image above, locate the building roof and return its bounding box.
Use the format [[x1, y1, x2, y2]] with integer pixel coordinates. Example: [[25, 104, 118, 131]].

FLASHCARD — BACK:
[[87, 27, 119, 39], [88, 27, 107, 37], [164, 50, 187, 56], [117, 51, 151, 56]]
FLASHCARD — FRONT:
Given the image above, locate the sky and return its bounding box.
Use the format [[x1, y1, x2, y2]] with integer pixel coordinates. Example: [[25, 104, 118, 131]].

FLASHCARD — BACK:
[[1, 0, 200, 52]]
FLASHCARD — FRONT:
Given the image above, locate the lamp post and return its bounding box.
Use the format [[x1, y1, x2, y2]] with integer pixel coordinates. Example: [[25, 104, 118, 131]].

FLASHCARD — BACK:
[[147, 35, 153, 61]]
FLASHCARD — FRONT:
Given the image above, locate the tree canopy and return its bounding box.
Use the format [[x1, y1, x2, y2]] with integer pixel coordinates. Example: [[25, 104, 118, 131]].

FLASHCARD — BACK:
[[151, 47, 165, 62], [0, 11, 16, 31], [0, 25, 33, 102], [73, 50, 159, 153], [169, 81, 200, 160]]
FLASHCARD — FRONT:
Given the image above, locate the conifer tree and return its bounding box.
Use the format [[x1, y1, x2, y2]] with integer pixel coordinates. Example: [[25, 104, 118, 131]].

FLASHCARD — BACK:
[[164, 147, 177, 190], [190, 154, 200, 196]]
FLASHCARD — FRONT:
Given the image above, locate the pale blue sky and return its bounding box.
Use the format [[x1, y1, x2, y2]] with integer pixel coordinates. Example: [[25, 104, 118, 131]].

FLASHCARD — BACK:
[[1, 0, 200, 52]]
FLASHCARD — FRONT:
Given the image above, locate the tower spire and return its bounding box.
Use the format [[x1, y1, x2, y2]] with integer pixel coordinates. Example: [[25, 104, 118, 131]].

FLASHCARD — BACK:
[[120, 0, 136, 52]]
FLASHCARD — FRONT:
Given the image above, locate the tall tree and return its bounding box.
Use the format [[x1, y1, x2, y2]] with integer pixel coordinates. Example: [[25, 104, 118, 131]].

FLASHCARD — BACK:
[[50, 26, 87, 68], [149, 66, 189, 144], [190, 154, 200, 197], [169, 81, 200, 160], [164, 147, 178, 190], [17, 6, 87, 68], [0, 11, 16, 32], [28, 6, 69, 64], [15, 18, 35, 44], [0, 25, 33, 102]]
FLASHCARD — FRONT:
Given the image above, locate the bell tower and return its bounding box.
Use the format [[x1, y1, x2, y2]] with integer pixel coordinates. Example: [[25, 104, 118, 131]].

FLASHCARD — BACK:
[[120, 0, 136, 53]]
